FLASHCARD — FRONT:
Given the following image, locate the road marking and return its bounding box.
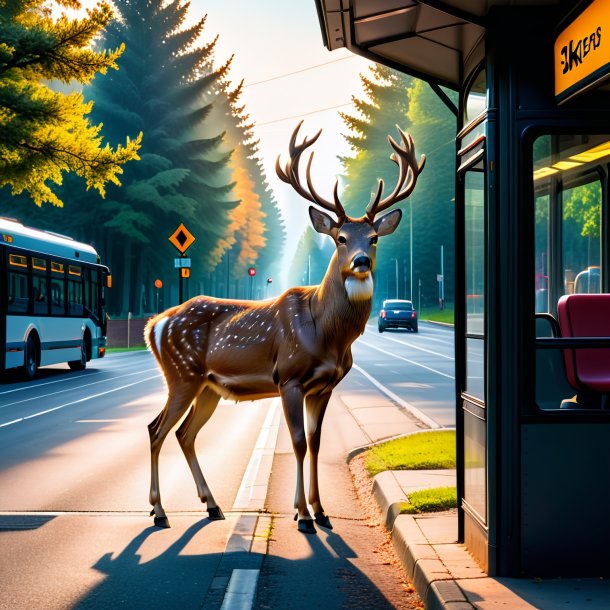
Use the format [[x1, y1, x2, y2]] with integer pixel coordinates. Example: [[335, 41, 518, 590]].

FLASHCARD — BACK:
[[217, 399, 281, 610], [352, 363, 442, 430], [233, 397, 281, 511], [357, 339, 455, 380], [0, 374, 161, 428], [0, 370, 105, 396], [0, 367, 160, 410], [375, 333, 455, 360], [220, 569, 260, 610]]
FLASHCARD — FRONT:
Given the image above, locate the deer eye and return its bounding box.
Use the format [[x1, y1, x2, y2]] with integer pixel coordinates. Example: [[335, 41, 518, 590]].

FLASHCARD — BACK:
[[370, 236, 378, 245], [337, 235, 347, 244]]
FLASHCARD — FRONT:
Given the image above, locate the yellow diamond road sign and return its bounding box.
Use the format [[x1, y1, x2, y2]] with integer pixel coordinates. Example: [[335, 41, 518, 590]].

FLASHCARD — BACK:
[[169, 223, 195, 254]]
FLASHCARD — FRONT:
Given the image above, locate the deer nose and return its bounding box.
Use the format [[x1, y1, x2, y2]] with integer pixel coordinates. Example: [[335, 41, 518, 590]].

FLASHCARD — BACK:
[[351, 255, 371, 272]]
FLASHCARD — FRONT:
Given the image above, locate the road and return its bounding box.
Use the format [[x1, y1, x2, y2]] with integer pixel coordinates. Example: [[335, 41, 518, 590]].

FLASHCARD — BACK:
[[0, 321, 454, 609]]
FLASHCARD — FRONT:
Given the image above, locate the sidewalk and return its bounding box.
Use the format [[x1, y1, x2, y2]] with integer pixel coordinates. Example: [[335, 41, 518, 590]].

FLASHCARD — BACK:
[[371, 468, 610, 609]]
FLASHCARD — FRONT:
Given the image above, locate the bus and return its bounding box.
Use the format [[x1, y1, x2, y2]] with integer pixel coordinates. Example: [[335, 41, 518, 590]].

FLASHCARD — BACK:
[[1, 217, 110, 379]]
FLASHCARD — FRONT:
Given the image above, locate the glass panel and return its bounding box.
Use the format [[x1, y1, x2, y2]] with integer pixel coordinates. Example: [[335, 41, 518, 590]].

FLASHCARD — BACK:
[[533, 133, 607, 410], [464, 68, 486, 124], [51, 274, 65, 315], [464, 409, 487, 522], [68, 279, 84, 316], [466, 338, 485, 401], [535, 195, 550, 313], [562, 181, 601, 295], [8, 272, 28, 313], [465, 171, 485, 335], [33, 273, 49, 315]]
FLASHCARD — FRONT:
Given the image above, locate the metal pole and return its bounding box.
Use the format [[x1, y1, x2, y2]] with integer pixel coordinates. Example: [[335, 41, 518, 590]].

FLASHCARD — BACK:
[[418, 279, 421, 314], [249, 274, 253, 300], [410, 198, 413, 300], [441, 244, 445, 309], [395, 258, 399, 299], [127, 311, 131, 349]]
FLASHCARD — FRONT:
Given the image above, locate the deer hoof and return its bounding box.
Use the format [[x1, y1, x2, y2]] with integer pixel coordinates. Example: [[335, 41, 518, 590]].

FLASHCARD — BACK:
[[314, 512, 333, 530], [153, 515, 171, 528], [297, 518, 317, 535], [207, 506, 225, 521]]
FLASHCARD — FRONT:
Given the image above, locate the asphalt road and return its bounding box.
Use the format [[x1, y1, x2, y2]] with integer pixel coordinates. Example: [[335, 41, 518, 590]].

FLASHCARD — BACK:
[[0, 320, 455, 609]]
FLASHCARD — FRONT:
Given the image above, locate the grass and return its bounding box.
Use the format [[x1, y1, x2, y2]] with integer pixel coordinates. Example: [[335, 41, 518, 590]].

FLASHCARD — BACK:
[[421, 308, 454, 324], [106, 346, 148, 353], [400, 486, 457, 514], [365, 430, 456, 477]]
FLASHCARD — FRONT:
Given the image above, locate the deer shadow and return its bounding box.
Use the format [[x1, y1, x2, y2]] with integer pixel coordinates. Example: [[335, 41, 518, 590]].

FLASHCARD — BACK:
[[72, 517, 401, 610]]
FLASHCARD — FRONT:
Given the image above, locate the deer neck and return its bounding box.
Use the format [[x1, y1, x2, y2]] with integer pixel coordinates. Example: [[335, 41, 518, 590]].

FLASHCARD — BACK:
[[311, 252, 373, 344]]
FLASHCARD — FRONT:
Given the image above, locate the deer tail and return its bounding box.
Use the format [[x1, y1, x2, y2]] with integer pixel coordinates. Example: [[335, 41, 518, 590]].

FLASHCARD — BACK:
[[144, 313, 169, 364]]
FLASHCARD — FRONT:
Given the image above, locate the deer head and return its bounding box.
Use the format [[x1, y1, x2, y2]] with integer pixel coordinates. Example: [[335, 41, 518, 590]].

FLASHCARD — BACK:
[[276, 121, 425, 302]]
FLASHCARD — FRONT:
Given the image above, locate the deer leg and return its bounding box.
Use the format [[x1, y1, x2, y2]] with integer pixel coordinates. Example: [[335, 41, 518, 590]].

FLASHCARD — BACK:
[[280, 382, 315, 534], [306, 392, 332, 529], [148, 382, 200, 528], [175, 386, 224, 521]]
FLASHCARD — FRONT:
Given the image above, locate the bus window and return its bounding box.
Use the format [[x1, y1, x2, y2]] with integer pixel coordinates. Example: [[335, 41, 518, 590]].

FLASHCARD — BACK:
[[68, 265, 84, 316], [32, 257, 49, 316], [50, 261, 65, 315], [8, 268, 28, 314]]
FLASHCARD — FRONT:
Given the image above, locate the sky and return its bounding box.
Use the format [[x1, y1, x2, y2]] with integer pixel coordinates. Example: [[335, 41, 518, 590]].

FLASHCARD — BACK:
[[188, 1, 374, 266]]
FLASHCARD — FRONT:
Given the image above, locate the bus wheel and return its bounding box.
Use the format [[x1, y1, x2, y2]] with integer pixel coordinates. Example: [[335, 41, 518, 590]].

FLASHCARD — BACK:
[[69, 340, 87, 371], [23, 335, 39, 380]]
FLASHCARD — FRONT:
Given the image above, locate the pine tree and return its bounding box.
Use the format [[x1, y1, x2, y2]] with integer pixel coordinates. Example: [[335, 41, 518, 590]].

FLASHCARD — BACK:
[[339, 66, 457, 309], [339, 64, 414, 304], [77, 0, 236, 314], [209, 80, 286, 296], [0, 0, 141, 206]]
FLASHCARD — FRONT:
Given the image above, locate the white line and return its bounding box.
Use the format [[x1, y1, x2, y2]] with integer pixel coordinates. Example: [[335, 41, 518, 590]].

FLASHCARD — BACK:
[[375, 333, 455, 360], [0, 367, 160, 410], [0, 370, 105, 396], [232, 397, 281, 511], [352, 364, 442, 430], [357, 339, 455, 380], [0, 352, 152, 397], [220, 569, 260, 610], [0, 374, 161, 428]]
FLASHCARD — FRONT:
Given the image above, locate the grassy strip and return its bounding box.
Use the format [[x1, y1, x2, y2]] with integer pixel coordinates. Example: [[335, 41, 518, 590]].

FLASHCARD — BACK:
[[421, 308, 454, 324], [401, 486, 457, 514], [106, 346, 148, 353], [365, 430, 456, 477]]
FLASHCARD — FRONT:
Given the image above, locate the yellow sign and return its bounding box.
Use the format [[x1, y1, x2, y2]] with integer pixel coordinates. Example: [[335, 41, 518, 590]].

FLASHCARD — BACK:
[[555, 0, 610, 102], [168, 223, 195, 254]]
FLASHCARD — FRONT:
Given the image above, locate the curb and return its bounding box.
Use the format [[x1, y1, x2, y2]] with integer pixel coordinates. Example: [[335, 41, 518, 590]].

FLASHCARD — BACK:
[[371, 470, 480, 609]]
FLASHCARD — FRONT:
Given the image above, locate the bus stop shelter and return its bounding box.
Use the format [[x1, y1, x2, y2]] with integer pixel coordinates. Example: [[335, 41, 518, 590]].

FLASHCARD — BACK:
[[315, 0, 610, 577]]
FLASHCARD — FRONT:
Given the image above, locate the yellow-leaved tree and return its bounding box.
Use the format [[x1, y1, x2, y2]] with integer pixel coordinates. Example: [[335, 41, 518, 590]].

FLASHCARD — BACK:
[[0, 0, 141, 206], [212, 145, 267, 276]]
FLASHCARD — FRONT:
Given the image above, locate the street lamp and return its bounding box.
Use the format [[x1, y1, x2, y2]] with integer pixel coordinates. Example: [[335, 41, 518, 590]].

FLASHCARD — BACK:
[[391, 257, 399, 299]]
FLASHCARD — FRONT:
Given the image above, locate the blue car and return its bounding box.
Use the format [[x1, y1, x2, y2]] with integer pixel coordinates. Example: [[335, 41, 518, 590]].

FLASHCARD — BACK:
[[378, 299, 418, 333]]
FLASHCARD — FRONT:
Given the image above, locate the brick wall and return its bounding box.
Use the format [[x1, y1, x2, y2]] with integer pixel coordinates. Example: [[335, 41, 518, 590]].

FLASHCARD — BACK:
[[106, 317, 151, 348]]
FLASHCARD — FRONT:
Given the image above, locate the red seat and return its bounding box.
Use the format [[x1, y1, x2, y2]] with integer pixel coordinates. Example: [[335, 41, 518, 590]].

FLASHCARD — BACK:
[[557, 294, 610, 392]]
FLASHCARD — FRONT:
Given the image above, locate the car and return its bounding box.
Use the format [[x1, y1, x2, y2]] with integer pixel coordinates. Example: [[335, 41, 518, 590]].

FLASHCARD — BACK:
[[378, 299, 418, 332]]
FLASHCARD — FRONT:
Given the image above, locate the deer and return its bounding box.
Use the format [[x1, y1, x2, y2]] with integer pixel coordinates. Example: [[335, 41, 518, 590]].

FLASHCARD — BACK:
[[144, 121, 425, 533]]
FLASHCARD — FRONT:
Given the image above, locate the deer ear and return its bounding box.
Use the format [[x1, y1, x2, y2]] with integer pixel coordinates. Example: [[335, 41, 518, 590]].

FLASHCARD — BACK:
[[374, 209, 402, 236], [309, 206, 339, 236]]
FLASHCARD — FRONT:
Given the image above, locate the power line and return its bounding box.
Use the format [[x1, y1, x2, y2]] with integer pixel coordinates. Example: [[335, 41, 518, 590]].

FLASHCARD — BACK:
[[255, 102, 353, 127], [244, 56, 358, 88]]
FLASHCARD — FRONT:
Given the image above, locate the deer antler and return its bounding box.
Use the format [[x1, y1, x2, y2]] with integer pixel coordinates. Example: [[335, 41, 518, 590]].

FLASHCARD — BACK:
[[366, 127, 426, 219], [276, 121, 346, 220]]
